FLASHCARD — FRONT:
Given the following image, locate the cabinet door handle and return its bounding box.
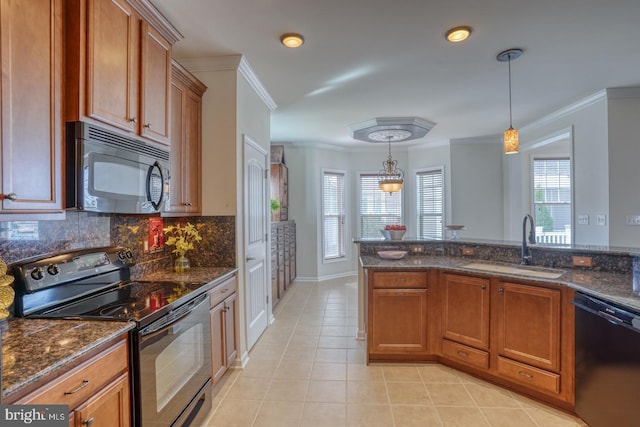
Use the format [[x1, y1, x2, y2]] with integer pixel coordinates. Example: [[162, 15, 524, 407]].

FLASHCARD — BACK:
[[82, 417, 95, 426], [1, 192, 17, 201], [64, 380, 89, 395], [518, 371, 533, 379], [457, 350, 469, 357], [144, 123, 152, 129], [129, 117, 137, 124], [498, 288, 504, 293], [480, 285, 486, 290]]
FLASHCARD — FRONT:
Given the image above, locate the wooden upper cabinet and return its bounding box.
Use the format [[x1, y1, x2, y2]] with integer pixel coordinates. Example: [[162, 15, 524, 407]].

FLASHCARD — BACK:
[[66, 0, 174, 145], [140, 22, 171, 144], [0, 0, 63, 213], [166, 60, 206, 215]]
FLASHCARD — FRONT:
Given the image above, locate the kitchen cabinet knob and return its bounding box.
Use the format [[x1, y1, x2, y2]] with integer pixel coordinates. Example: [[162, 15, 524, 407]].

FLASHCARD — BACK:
[[480, 285, 486, 290], [129, 117, 137, 124], [1, 192, 17, 201], [144, 123, 152, 129], [183, 202, 192, 206], [82, 417, 95, 426], [498, 288, 504, 293]]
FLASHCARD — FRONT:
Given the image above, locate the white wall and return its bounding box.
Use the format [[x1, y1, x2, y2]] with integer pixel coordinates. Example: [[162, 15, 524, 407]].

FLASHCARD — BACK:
[[505, 92, 609, 245], [450, 139, 504, 240], [607, 89, 640, 247]]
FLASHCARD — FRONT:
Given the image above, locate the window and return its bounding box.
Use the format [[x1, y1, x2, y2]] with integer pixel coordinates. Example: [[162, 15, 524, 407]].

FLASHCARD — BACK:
[[416, 168, 444, 239], [532, 157, 572, 244], [322, 171, 346, 260], [359, 174, 402, 238]]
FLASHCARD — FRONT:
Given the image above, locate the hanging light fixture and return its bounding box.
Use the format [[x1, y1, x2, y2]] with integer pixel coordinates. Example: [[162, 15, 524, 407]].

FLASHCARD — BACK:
[[370, 130, 408, 193], [497, 48, 523, 154]]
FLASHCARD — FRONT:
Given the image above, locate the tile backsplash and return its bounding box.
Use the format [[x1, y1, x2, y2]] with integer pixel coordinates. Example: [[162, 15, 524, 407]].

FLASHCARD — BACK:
[[0, 212, 236, 277]]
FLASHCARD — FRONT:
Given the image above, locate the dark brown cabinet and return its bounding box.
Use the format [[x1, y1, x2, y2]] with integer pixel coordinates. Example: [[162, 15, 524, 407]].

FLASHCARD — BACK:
[[0, 0, 63, 213], [271, 221, 296, 307], [270, 163, 288, 221]]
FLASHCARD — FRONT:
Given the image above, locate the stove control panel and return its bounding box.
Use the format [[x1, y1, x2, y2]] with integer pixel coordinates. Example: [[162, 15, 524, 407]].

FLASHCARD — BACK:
[[13, 246, 136, 293]]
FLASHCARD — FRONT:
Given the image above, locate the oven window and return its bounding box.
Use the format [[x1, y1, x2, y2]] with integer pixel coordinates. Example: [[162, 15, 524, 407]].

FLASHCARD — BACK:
[[155, 323, 204, 411]]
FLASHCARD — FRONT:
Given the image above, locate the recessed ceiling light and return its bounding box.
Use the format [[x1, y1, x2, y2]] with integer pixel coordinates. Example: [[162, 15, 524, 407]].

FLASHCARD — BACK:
[[446, 26, 472, 43], [280, 33, 304, 48]]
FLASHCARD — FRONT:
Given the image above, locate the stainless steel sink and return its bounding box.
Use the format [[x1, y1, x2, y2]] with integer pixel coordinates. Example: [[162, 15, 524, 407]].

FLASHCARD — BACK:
[[463, 262, 565, 279]]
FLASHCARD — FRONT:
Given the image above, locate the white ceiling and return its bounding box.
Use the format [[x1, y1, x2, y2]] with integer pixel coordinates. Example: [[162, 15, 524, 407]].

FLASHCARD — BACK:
[[152, 0, 640, 147]]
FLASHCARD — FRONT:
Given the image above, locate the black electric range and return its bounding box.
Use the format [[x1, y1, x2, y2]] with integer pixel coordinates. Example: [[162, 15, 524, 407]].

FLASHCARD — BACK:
[[11, 246, 215, 427]]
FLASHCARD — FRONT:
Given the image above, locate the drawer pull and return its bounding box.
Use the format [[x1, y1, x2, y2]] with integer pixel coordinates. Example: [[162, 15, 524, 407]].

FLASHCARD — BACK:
[[518, 371, 533, 379], [82, 417, 95, 426], [480, 285, 486, 290], [221, 289, 228, 293], [64, 380, 90, 395], [457, 350, 469, 358]]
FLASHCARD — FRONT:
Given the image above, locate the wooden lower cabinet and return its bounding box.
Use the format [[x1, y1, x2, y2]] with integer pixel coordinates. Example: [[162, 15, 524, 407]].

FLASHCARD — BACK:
[[364, 268, 575, 408], [271, 221, 296, 307], [367, 270, 432, 362], [13, 338, 130, 426], [210, 275, 238, 385]]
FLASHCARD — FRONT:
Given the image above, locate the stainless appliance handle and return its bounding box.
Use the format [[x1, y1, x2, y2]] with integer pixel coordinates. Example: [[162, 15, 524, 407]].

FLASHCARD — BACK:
[[139, 293, 208, 337], [146, 161, 165, 211]]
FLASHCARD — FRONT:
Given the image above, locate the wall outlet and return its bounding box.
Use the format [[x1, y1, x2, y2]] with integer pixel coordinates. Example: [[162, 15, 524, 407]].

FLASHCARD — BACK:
[[577, 214, 589, 225], [626, 215, 640, 226], [573, 256, 593, 267], [462, 247, 475, 256], [410, 245, 424, 254], [596, 214, 606, 226]]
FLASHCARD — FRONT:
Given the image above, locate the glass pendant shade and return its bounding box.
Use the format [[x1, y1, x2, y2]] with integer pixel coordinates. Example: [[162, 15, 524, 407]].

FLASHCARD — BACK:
[[503, 127, 519, 154]]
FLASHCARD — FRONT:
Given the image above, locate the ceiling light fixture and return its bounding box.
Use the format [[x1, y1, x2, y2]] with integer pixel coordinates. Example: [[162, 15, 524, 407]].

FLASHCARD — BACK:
[[374, 132, 407, 194], [497, 48, 523, 154], [280, 33, 304, 48], [446, 26, 472, 43]]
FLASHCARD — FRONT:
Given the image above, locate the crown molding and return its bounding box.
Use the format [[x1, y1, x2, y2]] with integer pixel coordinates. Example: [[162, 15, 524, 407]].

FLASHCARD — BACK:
[[127, 0, 182, 44], [520, 90, 606, 133], [177, 55, 277, 111]]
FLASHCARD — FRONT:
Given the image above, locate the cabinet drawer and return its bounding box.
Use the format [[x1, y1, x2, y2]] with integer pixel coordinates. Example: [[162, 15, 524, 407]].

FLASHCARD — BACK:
[[17, 339, 128, 408], [442, 339, 489, 369], [373, 271, 428, 289], [210, 275, 237, 308], [497, 356, 560, 394]]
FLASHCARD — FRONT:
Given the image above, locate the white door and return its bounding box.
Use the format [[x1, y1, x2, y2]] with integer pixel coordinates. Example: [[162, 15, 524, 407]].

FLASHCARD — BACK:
[[244, 136, 270, 350]]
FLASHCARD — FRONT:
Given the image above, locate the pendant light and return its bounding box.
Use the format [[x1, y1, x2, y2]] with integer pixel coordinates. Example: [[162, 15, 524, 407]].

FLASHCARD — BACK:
[[374, 131, 407, 194], [497, 48, 523, 154]]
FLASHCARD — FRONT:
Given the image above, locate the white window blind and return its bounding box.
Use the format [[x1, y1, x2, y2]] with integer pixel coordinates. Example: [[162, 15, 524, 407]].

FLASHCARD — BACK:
[[322, 171, 346, 260], [416, 169, 444, 239], [359, 174, 402, 238], [533, 157, 572, 244]]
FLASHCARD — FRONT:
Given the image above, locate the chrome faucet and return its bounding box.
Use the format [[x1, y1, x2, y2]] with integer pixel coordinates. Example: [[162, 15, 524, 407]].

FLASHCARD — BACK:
[[522, 214, 536, 265]]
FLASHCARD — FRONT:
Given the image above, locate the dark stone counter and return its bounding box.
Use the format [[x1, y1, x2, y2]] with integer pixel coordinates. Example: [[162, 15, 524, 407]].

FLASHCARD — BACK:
[[1, 319, 134, 400]]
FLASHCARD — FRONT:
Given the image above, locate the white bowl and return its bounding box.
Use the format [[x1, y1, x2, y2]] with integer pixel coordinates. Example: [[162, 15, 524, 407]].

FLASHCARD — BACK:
[[380, 229, 406, 240], [377, 250, 408, 260]]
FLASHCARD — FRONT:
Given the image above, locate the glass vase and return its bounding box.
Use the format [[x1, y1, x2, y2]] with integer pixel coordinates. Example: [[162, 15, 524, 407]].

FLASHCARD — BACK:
[[174, 255, 190, 273]]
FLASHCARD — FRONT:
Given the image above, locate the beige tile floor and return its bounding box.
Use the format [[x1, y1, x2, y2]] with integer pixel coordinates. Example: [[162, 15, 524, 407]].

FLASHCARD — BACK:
[[201, 277, 587, 427]]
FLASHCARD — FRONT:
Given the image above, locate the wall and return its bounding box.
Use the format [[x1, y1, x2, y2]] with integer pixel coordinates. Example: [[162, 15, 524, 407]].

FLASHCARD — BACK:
[[450, 139, 504, 240], [505, 91, 609, 245], [607, 89, 640, 247]]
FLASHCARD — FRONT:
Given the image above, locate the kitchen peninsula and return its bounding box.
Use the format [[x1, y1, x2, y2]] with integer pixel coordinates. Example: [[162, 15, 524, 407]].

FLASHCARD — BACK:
[[355, 237, 640, 411]]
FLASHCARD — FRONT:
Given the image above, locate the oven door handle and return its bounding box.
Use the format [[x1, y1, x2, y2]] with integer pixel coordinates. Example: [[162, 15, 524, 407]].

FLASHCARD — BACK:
[[139, 293, 208, 337]]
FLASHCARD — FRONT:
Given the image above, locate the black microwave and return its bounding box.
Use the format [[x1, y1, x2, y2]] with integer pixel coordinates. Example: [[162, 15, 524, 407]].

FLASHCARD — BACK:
[[65, 121, 170, 214]]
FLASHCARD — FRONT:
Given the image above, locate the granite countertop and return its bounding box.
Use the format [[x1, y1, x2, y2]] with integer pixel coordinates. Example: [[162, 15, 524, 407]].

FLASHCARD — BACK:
[[1, 267, 237, 402], [138, 266, 237, 284], [1, 318, 135, 400], [360, 255, 640, 312]]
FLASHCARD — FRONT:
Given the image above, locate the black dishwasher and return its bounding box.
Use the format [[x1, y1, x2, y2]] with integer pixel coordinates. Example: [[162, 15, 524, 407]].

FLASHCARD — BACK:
[[573, 292, 640, 427]]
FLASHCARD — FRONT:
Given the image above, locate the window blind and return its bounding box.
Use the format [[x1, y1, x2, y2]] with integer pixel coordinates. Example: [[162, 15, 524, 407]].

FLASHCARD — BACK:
[[533, 158, 571, 244], [322, 171, 346, 259], [359, 174, 402, 238], [416, 169, 444, 239]]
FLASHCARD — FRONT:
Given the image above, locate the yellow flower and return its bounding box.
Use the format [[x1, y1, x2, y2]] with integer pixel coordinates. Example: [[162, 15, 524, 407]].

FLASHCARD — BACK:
[[163, 222, 203, 256]]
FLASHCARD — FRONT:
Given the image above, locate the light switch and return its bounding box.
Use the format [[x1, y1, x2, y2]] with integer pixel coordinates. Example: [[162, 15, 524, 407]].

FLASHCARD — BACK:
[[596, 214, 606, 226]]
